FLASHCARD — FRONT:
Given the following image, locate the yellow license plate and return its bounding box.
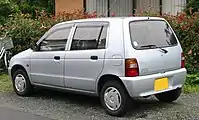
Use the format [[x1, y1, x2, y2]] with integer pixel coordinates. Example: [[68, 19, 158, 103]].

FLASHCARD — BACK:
[[154, 78, 169, 91]]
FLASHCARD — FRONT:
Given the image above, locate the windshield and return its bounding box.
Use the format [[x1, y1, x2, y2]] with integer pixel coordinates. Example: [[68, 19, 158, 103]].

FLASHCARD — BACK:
[[129, 20, 178, 49]]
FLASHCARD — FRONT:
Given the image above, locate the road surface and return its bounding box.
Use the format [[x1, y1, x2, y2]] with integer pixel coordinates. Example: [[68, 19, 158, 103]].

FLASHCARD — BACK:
[[0, 90, 199, 120]]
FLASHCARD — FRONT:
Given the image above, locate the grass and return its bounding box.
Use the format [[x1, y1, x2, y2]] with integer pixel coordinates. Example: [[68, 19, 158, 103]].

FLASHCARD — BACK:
[[0, 73, 198, 93], [183, 74, 199, 93], [0, 73, 13, 92]]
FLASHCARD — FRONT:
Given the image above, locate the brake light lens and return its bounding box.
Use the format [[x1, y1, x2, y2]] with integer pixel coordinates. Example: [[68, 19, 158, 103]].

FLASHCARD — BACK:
[[125, 59, 139, 77], [181, 53, 185, 68]]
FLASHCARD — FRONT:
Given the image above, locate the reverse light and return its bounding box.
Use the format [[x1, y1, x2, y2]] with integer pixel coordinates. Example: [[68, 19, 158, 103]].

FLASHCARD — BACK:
[[125, 59, 139, 77]]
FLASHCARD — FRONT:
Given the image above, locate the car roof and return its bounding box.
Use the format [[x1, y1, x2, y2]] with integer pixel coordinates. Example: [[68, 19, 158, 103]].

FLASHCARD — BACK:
[[37, 17, 165, 45], [56, 17, 165, 26]]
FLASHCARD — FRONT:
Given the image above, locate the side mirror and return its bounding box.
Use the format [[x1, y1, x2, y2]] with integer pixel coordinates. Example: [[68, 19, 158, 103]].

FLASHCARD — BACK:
[[32, 43, 39, 51]]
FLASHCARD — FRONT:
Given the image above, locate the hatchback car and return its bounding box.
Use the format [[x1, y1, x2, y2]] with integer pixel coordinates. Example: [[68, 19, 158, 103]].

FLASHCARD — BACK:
[[8, 17, 187, 116]]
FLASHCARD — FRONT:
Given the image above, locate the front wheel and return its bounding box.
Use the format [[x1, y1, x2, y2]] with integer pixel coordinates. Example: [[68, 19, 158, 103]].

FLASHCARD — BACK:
[[100, 80, 132, 117], [155, 88, 182, 102], [12, 69, 33, 96]]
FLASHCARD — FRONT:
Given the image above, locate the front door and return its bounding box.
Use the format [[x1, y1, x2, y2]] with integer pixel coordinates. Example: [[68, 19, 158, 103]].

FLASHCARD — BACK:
[[64, 22, 109, 92], [30, 25, 72, 87]]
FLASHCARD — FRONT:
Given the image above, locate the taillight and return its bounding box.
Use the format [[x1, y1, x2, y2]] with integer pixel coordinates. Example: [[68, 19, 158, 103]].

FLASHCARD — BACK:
[[125, 59, 139, 77], [181, 53, 185, 68]]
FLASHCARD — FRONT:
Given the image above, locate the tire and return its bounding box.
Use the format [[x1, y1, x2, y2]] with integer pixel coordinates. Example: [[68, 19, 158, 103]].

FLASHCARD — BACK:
[[100, 80, 132, 117], [12, 69, 33, 96], [155, 88, 182, 102]]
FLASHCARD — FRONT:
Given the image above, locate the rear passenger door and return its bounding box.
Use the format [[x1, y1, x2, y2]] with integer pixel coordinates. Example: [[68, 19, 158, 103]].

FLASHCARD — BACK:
[[64, 22, 109, 92]]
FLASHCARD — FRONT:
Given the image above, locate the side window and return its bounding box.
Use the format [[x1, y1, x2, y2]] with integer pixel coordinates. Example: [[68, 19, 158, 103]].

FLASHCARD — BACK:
[[71, 25, 108, 50], [40, 27, 71, 51]]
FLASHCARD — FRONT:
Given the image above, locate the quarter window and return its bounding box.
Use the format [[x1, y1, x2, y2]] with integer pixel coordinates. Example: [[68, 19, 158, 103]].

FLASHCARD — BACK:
[[71, 26, 108, 50], [40, 27, 71, 51]]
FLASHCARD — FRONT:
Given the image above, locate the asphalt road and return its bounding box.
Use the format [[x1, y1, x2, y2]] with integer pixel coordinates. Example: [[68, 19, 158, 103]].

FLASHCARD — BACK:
[[0, 107, 52, 120], [0, 90, 199, 120]]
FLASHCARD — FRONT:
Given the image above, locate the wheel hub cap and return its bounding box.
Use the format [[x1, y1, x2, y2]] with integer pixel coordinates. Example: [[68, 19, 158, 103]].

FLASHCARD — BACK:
[[15, 74, 26, 92], [104, 87, 121, 111]]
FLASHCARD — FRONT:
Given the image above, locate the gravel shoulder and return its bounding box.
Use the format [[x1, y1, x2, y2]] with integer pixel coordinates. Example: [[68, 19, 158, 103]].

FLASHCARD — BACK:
[[0, 90, 199, 120]]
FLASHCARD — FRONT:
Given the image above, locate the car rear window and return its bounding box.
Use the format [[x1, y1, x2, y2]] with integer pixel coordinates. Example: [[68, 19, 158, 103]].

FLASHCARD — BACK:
[[129, 20, 178, 49]]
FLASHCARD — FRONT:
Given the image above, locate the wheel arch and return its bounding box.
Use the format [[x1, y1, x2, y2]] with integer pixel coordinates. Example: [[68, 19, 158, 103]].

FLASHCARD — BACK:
[[97, 74, 128, 96], [11, 64, 28, 79]]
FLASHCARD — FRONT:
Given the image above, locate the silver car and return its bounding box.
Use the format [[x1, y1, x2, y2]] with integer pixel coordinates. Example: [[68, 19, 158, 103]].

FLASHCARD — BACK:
[[8, 17, 187, 116]]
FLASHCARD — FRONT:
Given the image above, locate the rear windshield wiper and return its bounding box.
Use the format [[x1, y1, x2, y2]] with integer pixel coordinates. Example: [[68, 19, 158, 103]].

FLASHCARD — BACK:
[[140, 45, 168, 54], [141, 45, 157, 48]]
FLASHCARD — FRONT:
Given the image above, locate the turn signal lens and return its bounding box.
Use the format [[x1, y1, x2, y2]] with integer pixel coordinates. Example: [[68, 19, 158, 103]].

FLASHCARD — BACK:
[[125, 59, 139, 77]]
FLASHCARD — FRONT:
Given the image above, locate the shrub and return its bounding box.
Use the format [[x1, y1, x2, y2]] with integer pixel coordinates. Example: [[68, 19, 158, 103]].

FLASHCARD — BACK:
[[1, 10, 93, 55], [2, 13, 44, 55], [163, 12, 199, 73]]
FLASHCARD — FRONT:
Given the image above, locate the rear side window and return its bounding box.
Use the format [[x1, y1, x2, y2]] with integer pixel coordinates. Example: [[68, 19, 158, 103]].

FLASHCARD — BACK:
[[71, 25, 108, 50], [129, 20, 178, 49]]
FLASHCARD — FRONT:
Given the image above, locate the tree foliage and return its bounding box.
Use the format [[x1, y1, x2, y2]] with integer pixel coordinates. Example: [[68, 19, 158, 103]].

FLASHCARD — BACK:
[[0, 0, 54, 24], [14, 0, 54, 15], [0, 0, 19, 24], [185, 0, 199, 14]]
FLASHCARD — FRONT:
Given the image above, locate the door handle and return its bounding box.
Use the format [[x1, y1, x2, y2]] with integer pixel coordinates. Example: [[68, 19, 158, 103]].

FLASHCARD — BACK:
[[90, 56, 98, 60], [54, 56, 60, 60]]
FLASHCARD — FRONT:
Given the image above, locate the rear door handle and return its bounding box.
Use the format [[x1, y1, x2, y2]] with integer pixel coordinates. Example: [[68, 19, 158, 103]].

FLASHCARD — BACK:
[[90, 56, 98, 60], [54, 56, 60, 60]]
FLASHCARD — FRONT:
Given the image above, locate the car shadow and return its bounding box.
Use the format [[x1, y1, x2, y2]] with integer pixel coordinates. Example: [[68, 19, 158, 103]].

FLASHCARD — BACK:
[[32, 88, 101, 108], [32, 88, 179, 118], [125, 98, 178, 118]]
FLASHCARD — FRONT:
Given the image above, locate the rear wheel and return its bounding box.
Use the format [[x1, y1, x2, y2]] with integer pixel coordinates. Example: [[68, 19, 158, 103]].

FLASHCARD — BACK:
[[155, 88, 182, 102], [12, 69, 33, 96], [100, 80, 132, 117]]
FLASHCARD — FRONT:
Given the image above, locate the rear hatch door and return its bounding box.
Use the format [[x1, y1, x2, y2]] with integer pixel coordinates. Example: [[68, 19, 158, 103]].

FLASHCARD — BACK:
[[129, 20, 182, 76]]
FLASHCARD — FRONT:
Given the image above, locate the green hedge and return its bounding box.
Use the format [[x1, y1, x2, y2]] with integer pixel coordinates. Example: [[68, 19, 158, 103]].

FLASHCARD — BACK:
[[164, 12, 199, 73], [0, 10, 198, 73]]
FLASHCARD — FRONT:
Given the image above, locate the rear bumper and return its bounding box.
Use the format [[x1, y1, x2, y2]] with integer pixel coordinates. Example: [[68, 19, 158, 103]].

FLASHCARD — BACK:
[[120, 68, 187, 97]]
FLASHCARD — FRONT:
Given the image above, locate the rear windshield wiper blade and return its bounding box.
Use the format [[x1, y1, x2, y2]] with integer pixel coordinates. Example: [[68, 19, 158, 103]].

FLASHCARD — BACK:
[[140, 45, 157, 48], [140, 45, 168, 54]]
